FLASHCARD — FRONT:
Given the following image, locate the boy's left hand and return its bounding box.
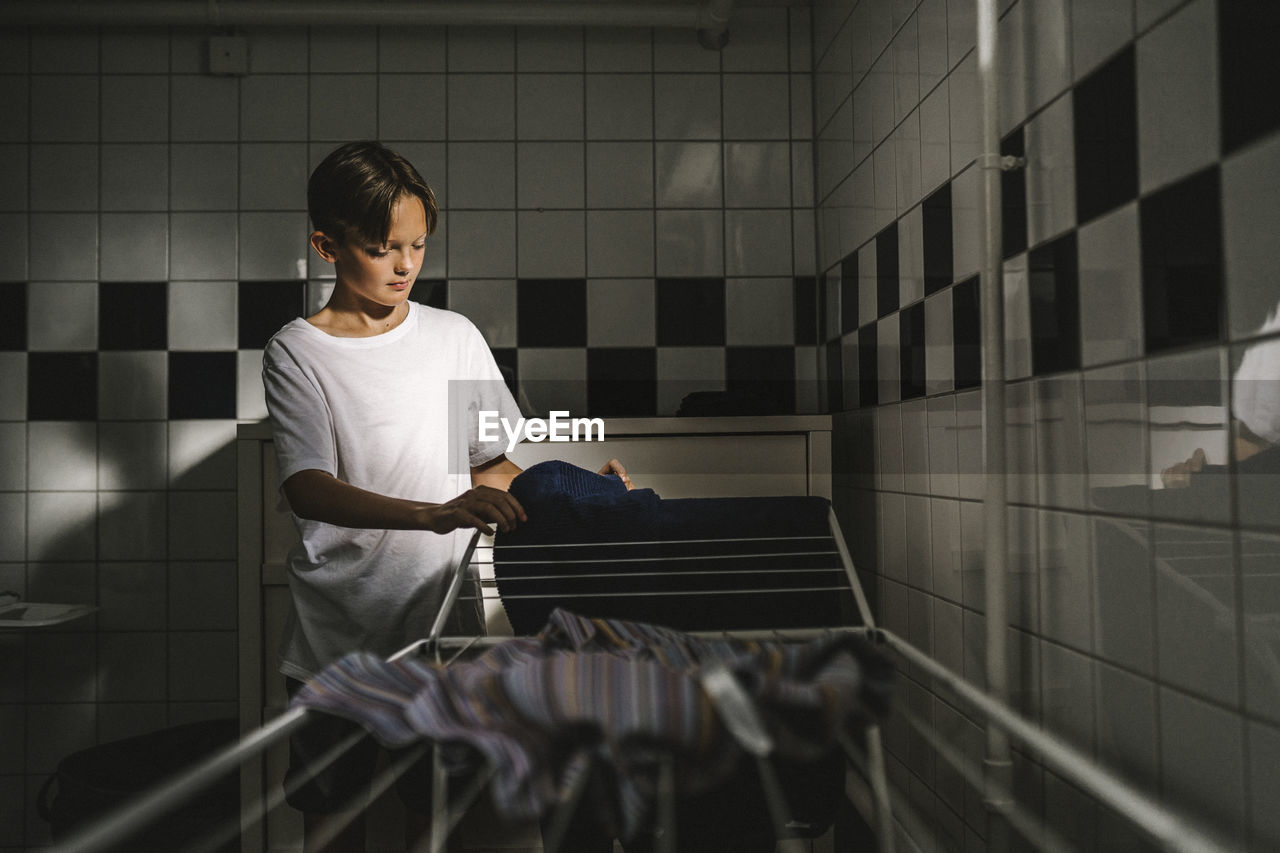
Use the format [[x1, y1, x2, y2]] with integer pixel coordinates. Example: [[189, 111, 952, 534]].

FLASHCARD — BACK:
[[598, 458, 634, 490]]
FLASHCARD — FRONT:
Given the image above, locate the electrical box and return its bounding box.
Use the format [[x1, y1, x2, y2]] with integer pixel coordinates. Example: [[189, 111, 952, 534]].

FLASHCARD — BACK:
[[208, 35, 249, 76]]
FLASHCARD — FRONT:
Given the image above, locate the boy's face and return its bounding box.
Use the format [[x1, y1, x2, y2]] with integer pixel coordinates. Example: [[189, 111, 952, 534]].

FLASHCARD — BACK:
[[317, 193, 428, 311]]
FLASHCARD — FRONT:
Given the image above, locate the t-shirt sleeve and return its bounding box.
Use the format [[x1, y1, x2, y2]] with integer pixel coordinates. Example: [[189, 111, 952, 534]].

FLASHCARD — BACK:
[[262, 344, 337, 487], [461, 322, 524, 468]]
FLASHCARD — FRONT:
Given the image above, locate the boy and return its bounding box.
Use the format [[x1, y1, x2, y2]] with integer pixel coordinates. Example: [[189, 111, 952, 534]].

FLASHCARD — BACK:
[[263, 140, 627, 851]]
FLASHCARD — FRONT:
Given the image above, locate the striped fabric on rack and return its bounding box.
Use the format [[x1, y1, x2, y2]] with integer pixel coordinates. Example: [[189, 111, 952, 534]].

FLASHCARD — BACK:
[[291, 608, 891, 841]]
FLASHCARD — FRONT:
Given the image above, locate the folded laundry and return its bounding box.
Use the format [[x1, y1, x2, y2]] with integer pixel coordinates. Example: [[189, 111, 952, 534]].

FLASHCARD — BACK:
[[290, 608, 892, 845]]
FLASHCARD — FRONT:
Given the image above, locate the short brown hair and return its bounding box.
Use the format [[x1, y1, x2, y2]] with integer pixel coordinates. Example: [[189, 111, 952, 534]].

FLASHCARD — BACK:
[[308, 140, 439, 245]]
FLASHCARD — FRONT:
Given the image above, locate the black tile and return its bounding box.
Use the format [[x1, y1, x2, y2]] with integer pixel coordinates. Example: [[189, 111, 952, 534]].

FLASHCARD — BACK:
[[900, 301, 926, 400], [1029, 232, 1081, 375], [491, 347, 519, 398], [1220, 0, 1280, 156], [818, 270, 831, 344], [99, 281, 167, 351], [923, 182, 954, 296], [1073, 45, 1138, 226], [876, 223, 899, 318], [410, 278, 448, 309], [0, 283, 26, 351], [794, 276, 817, 346], [825, 338, 843, 412], [518, 278, 587, 348], [238, 281, 306, 350], [656, 278, 725, 347], [840, 251, 859, 334], [28, 352, 97, 420], [952, 275, 982, 390], [1140, 167, 1224, 354], [168, 352, 237, 419], [726, 346, 796, 414], [858, 322, 878, 406], [587, 348, 657, 417], [1002, 128, 1028, 259]]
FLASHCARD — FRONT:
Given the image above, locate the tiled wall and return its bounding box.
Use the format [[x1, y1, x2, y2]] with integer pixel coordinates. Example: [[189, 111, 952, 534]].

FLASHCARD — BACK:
[[0, 13, 816, 848], [816, 0, 1280, 849]]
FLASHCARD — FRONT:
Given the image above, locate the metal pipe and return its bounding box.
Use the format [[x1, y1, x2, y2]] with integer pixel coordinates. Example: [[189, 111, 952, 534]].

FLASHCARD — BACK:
[[0, 0, 747, 30], [975, 0, 1013, 849]]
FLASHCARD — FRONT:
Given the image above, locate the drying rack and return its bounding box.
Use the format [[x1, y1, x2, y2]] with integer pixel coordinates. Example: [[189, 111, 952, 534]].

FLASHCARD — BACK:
[[49, 509, 1242, 853]]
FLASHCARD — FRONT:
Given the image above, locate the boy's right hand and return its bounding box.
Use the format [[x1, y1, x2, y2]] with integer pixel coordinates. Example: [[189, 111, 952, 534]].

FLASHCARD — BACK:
[[426, 485, 526, 535]]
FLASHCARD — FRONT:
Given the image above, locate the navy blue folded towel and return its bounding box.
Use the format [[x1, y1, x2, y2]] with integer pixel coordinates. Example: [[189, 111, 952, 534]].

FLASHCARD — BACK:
[[494, 461, 850, 632]]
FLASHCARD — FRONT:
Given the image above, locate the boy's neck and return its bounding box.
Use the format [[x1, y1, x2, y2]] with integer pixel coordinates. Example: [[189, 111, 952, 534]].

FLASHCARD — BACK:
[[306, 300, 409, 338]]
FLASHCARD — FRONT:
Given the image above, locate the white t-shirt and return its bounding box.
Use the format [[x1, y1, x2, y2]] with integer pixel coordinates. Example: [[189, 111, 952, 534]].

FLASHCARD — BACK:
[[262, 302, 522, 680]]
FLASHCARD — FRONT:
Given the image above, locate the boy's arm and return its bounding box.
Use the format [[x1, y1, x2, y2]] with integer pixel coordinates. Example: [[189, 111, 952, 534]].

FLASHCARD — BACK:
[[282, 469, 525, 534]]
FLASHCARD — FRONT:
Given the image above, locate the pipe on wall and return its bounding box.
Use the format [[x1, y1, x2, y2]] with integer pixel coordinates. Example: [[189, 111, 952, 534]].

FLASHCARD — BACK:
[[975, 0, 1014, 851], [0, 0, 756, 47]]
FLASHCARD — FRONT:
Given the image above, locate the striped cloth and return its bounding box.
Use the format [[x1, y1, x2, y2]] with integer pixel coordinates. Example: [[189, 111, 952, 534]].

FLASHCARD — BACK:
[[290, 608, 891, 841]]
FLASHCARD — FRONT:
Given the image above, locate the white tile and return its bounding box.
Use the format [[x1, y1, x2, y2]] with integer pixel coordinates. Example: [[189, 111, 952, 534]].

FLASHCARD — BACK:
[[1249, 721, 1280, 849], [906, 499, 933, 591], [448, 142, 515, 209], [514, 348, 587, 416], [849, 159, 878, 253], [29, 213, 97, 279], [0, 494, 24, 563], [919, 79, 951, 192], [28, 422, 96, 491], [1003, 254, 1032, 379], [653, 28, 721, 72], [169, 491, 236, 560], [948, 53, 981, 174], [0, 213, 26, 281], [447, 26, 515, 72], [1159, 687, 1247, 844], [1137, 0, 1220, 195], [867, 54, 896, 149], [877, 402, 905, 494], [26, 703, 97, 778], [168, 280, 238, 353], [655, 210, 723, 277], [995, 1, 1028, 135], [931, 497, 963, 601], [169, 561, 238, 630], [377, 74, 446, 142], [955, 388, 983, 500], [725, 209, 792, 277], [793, 210, 816, 276], [892, 15, 920, 126], [1094, 662, 1158, 788], [309, 27, 377, 72], [1083, 362, 1150, 501], [721, 8, 790, 71], [817, 99, 853, 201], [96, 632, 167, 701], [654, 74, 721, 140], [0, 77, 28, 144], [101, 143, 168, 211], [30, 144, 98, 211], [0, 28, 27, 73], [169, 420, 237, 489], [99, 490, 167, 560], [27, 491, 97, 561], [585, 74, 653, 140], [872, 143, 897, 235], [239, 212, 309, 280], [723, 73, 790, 140], [171, 144, 238, 211], [1136, 0, 1187, 33], [1038, 510, 1093, 650], [894, 110, 922, 215], [815, 21, 852, 131], [517, 27, 584, 72], [517, 142, 584, 209], [898, 204, 924, 306], [379, 27, 447, 73], [1239, 531, 1280, 723], [724, 142, 791, 208], [0, 353, 25, 421], [1147, 347, 1231, 522], [30, 76, 99, 142], [171, 213, 239, 281], [925, 397, 957, 499], [858, 239, 878, 327], [655, 142, 722, 208], [394, 141, 447, 206], [901, 398, 930, 495], [1022, 0, 1071, 115], [1006, 379, 1038, 504], [99, 421, 167, 491], [516, 74, 584, 140], [1024, 93, 1076, 248], [237, 349, 268, 421], [589, 279, 655, 348], [791, 142, 814, 209], [585, 28, 652, 72], [879, 493, 909, 584], [28, 632, 97, 701], [1008, 505, 1041, 632], [98, 351, 167, 420], [240, 75, 309, 141], [1077, 201, 1143, 366], [1036, 374, 1087, 509], [0, 144, 26, 213], [245, 29, 309, 73], [925, 289, 954, 396], [308, 74, 379, 141], [1040, 642, 1095, 752], [726, 278, 793, 346], [447, 75, 515, 139], [655, 347, 725, 415], [587, 142, 654, 209], [171, 76, 238, 142], [101, 213, 168, 282], [517, 211, 585, 278], [0, 422, 24, 491], [791, 73, 814, 142], [1223, 130, 1280, 342], [169, 631, 238, 701], [447, 211, 516, 278], [949, 165, 981, 281], [1072, 0, 1135, 81], [28, 280, 96, 351], [30, 29, 96, 72], [586, 210, 654, 278]]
